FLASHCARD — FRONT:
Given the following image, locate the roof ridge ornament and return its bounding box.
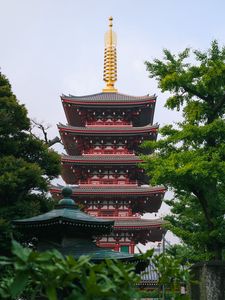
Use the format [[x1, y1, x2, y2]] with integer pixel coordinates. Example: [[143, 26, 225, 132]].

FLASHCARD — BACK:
[[102, 17, 118, 93], [57, 186, 78, 209]]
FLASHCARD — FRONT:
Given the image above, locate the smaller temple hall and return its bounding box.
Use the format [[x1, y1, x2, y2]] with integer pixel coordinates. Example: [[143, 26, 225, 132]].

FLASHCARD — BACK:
[[13, 187, 147, 273]]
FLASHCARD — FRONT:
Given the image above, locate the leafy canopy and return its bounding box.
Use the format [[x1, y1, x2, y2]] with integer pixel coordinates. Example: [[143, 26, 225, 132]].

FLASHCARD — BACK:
[[143, 41, 225, 260]]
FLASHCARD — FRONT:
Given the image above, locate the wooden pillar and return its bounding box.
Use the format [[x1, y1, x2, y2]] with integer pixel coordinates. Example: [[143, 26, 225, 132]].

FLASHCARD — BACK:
[[128, 208, 132, 217], [130, 241, 135, 254], [114, 243, 120, 251], [114, 206, 119, 217]]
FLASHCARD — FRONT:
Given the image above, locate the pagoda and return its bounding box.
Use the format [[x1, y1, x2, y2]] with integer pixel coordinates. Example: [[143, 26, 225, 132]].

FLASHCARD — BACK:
[[51, 17, 166, 254]]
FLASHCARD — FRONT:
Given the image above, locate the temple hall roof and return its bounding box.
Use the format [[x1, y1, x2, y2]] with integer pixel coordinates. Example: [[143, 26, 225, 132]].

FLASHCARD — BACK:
[[13, 187, 113, 235], [139, 263, 158, 289], [13, 204, 114, 236]]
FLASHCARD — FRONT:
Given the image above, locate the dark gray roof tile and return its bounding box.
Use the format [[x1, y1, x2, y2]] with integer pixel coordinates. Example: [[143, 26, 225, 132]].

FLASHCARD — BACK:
[[141, 263, 158, 282], [50, 184, 165, 195], [58, 123, 158, 132], [62, 154, 142, 163], [62, 92, 156, 103], [113, 218, 163, 227]]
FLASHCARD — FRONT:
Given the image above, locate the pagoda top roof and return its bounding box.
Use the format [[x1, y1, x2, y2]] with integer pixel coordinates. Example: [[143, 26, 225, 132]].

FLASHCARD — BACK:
[[61, 154, 142, 164], [50, 184, 165, 196], [61, 92, 156, 105]]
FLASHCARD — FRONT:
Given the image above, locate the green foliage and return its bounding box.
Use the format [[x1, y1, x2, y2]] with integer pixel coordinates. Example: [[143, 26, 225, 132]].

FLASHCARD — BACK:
[[165, 244, 207, 265], [152, 253, 190, 299], [139, 252, 190, 300], [0, 241, 141, 300], [143, 41, 225, 260], [0, 72, 61, 255], [0, 73, 30, 135]]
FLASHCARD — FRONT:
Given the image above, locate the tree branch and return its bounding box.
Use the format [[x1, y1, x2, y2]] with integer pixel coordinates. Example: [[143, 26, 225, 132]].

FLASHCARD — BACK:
[[181, 83, 209, 102], [48, 136, 62, 147], [211, 94, 225, 118], [30, 119, 61, 147]]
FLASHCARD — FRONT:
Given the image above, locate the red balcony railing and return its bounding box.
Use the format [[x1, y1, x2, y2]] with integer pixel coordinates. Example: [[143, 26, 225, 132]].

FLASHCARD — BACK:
[[86, 120, 132, 126], [78, 179, 137, 186], [83, 148, 134, 155]]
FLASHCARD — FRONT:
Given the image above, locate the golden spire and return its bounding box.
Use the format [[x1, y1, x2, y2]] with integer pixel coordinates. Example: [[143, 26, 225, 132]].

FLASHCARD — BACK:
[[102, 16, 118, 93]]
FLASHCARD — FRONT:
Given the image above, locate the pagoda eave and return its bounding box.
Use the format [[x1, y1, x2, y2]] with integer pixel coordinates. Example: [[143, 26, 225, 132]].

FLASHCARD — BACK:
[[62, 98, 156, 107], [61, 155, 143, 165], [58, 124, 158, 135], [101, 217, 165, 230], [113, 224, 163, 230], [50, 185, 165, 197]]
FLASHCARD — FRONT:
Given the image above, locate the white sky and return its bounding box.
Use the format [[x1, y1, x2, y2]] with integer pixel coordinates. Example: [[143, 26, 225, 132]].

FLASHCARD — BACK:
[[1, 0, 224, 246]]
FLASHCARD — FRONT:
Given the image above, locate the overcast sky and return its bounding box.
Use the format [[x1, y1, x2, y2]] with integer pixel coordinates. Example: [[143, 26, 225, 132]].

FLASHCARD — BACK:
[[1, 0, 225, 245], [1, 0, 224, 132]]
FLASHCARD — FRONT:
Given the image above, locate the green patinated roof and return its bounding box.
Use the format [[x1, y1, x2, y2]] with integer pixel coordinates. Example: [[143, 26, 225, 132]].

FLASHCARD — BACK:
[[13, 187, 114, 236], [13, 207, 112, 225], [13, 207, 114, 235]]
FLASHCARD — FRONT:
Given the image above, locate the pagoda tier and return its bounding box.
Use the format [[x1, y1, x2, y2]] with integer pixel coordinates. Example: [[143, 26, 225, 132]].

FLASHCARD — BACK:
[[61, 92, 156, 127], [60, 155, 147, 186], [96, 218, 165, 253], [50, 185, 165, 215], [58, 123, 158, 156], [58, 123, 158, 134]]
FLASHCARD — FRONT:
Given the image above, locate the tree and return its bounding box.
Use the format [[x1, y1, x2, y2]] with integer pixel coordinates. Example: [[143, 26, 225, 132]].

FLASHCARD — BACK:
[[0, 72, 61, 255], [143, 41, 225, 260]]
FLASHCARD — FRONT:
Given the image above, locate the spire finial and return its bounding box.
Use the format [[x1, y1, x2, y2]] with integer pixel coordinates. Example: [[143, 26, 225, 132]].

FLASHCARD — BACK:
[[102, 16, 118, 93], [109, 16, 113, 27]]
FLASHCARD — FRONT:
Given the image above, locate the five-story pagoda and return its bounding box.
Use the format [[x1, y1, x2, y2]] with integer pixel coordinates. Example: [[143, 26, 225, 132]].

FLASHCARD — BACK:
[[51, 17, 165, 254]]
